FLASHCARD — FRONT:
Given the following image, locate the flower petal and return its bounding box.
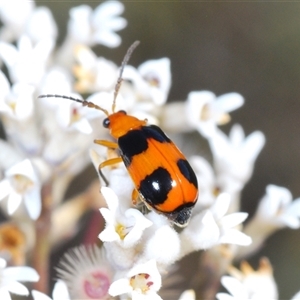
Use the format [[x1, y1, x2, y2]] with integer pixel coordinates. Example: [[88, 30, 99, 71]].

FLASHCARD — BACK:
[[0, 180, 11, 200], [0, 41, 17, 68], [98, 224, 120, 242], [99, 207, 114, 225], [291, 290, 300, 300], [24, 187, 41, 220], [182, 210, 220, 250], [220, 212, 248, 230], [216, 293, 235, 300], [242, 131, 265, 162], [216, 92, 244, 113], [219, 229, 252, 246], [211, 193, 230, 219], [7, 192, 22, 215], [3, 266, 39, 282], [0, 69, 10, 99], [73, 118, 93, 134], [101, 187, 119, 212], [220, 276, 246, 298], [4, 281, 29, 296], [143, 225, 180, 265], [178, 289, 196, 300], [52, 280, 70, 299], [123, 208, 153, 247], [93, 1, 125, 20], [32, 290, 52, 300], [0, 288, 12, 300], [109, 278, 131, 297]]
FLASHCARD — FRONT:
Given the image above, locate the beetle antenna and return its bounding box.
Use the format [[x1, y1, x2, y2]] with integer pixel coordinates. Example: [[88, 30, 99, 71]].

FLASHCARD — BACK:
[[38, 94, 109, 116], [112, 40, 140, 113]]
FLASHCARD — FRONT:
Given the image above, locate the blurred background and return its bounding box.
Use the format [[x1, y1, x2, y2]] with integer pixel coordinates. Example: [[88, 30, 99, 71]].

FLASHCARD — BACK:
[[33, 1, 300, 298]]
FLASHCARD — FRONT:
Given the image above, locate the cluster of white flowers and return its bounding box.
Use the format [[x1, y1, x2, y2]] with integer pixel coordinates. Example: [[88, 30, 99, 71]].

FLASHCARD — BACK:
[[0, 1, 299, 300]]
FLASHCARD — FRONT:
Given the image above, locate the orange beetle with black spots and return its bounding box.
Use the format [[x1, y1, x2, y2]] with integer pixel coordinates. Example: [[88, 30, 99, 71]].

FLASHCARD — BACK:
[[39, 41, 198, 227]]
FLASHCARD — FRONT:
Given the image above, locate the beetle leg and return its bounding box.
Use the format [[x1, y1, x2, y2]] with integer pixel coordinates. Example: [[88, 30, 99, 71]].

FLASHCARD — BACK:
[[99, 157, 123, 186], [132, 189, 140, 205], [131, 189, 152, 214], [94, 139, 120, 185], [94, 139, 118, 149]]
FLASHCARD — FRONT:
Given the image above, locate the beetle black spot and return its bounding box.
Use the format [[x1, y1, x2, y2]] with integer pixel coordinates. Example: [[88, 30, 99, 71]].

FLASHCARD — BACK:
[[118, 130, 148, 167], [177, 159, 198, 188], [139, 167, 173, 206], [142, 125, 171, 143]]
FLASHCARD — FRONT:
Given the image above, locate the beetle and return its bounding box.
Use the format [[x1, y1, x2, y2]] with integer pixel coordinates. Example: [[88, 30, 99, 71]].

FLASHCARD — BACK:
[[39, 41, 198, 227]]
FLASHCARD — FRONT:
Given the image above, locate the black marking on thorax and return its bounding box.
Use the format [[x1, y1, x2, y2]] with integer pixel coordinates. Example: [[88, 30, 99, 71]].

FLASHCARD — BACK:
[[118, 130, 148, 167], [142, 125, 171, 143], [118, 125, 171, 167]]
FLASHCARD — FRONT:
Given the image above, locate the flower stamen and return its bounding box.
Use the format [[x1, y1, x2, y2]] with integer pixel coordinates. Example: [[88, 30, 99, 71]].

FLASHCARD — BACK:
[[115, 223, 129, 240], [70, 107, 81, 123], [10, 174, 34, 194], [130, 273, 154, 294], [200, 103, 211, 121]]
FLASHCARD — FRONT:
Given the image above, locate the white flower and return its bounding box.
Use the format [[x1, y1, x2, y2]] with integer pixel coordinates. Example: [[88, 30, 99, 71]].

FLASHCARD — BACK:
[[42, 130, 92, 172], [73, 45, 118, 93], [122, 58, 171, 110], [51, 280, 71, 300], [109, 259, 162, 300], [0, 35, 54, 85], [137, 58, 171, 106], [32, 280, 70, 300], [180, 193, 251, 255], [217, 276, 250, 300], [0, 68, 10, 101], [189, 156, 218, 210], [99, 187, 152, 248], [39, 67, 73, 99], [56, 245, 112, 299], [68, 1, 127, 47], [0, 76, 35, 120], [0, 159, 42, 220], [216, 258, 278, 300], [256, 184, 300, 229], [51, 91, 119, 134], [37, 92, 103, 170], [0, 0, 34, 41], [55, 99, 101, 135], [25, 6, 57, 44], [178, 289, 196, 300], [141, 211, 180, 267], [209, 124, 265, 189], [185, 91, 244, 138], [237, 184, 300, 259], [38, 94, 106, 167], [210, 193, 251, 245], [87, 91, 127, 116], [291, 290, 300, 300], [0, 257, 39, 299], [0, 71, 42, 154], [0, 140, 23, 172]]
